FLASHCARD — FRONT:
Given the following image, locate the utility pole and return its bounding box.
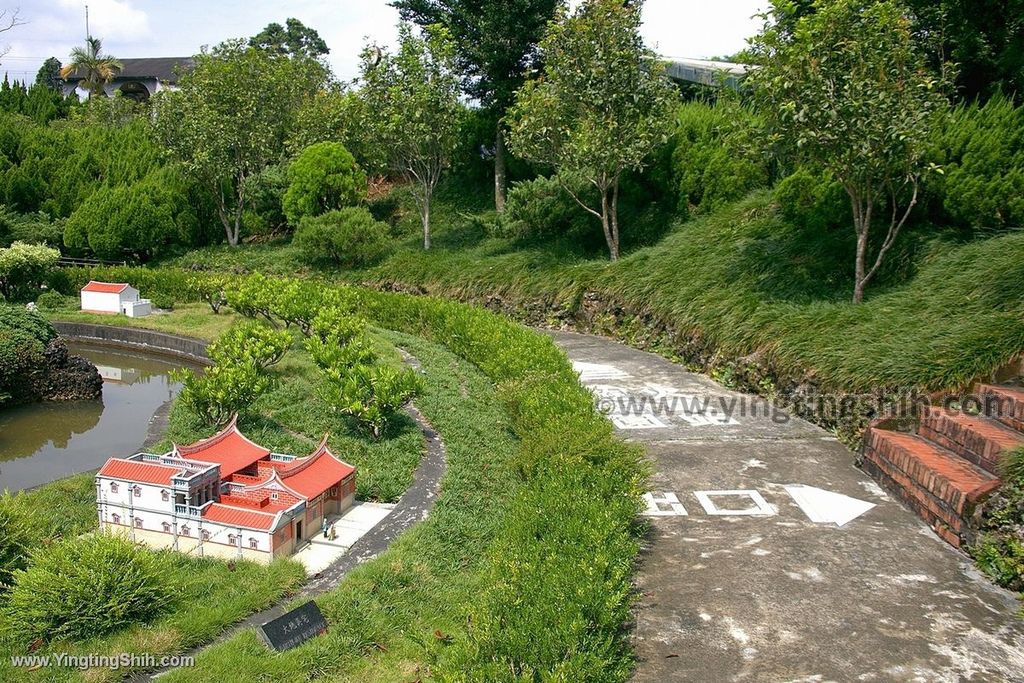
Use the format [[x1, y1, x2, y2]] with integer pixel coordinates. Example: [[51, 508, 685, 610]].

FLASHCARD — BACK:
[[85, 4, 90, 40]]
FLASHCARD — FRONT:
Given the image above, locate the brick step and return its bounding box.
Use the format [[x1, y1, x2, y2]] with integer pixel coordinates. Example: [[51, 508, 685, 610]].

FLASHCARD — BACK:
[[919, 408, 1024, 475], [861, 427, 1000, 548], [978, 383, 1024, 432]]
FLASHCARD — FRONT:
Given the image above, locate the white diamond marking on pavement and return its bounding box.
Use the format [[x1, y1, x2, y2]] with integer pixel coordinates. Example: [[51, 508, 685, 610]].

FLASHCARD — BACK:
[[784, 484, 876, 527], [695, 490, 776, 516]]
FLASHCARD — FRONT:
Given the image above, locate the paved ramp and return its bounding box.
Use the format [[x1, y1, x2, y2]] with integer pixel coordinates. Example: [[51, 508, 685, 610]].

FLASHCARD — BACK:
[[549, 330, 1024, 683]]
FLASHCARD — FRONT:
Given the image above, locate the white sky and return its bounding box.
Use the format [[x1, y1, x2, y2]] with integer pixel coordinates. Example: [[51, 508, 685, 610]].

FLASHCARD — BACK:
[[1, 1, 769, 83]]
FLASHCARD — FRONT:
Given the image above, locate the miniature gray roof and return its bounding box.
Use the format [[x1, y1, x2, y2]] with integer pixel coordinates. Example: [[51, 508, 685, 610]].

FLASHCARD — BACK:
[[63, 56, 194, 83]]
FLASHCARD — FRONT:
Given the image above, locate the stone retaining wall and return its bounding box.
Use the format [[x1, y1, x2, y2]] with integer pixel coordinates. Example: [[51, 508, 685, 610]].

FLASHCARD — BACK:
[[52, 321, 212, 366]]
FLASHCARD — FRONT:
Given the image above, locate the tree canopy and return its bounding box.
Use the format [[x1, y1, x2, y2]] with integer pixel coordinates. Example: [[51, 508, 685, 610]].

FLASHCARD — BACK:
[[507, 0, 676, 260], [154, 41, 328, 246], [250, 18, 330, 59], [393, 0, 561, 212], [353, 24, 463, 250], [747, 0, 947, 303], [34, 57, 63, 92], [764, 0, 1024, 102], [59, 37, 122, 98]]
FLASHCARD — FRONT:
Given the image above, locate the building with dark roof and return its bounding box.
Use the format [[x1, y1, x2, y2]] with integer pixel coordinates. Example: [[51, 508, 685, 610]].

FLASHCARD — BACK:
[[61, 56, 194, 101]]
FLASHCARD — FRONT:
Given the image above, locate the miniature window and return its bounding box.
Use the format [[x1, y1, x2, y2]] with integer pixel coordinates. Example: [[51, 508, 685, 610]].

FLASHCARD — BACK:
[[180, 526, 190, 537], [201, 530, 210, 541], [133, 486, 141, 498], [110, 482, 119, 493], [249, 537, 258, 549], [134, 517, 143, 528], [111, 513, 121, 524], [161, 490, 169, 502], [162, 522, 171, 533], [330, 487, 338, 497], [228, 534, 236, 545], [270, 491, 278, 501]]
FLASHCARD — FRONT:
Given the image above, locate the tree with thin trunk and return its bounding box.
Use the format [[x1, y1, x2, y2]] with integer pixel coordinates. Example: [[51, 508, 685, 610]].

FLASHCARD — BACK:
[[153, 41, 326, 247], [354, 24, 462, 250], [748, 0, 948, 303], [391, 0, 560, 213], [506, 0, 676, 261], [59, 37, 121, 99]]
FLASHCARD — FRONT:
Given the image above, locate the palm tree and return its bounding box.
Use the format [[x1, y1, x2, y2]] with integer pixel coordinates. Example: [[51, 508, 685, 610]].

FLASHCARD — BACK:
[[60, 37, 122, 98]]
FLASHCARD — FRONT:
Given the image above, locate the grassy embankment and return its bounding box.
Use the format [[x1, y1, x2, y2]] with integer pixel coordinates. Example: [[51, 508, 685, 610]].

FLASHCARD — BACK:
[[168, 187, 1024, 440], [0, 306, 426, 681]]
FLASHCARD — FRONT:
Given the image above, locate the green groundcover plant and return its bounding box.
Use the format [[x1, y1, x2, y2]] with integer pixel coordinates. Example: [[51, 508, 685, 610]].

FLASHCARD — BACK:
[[3, 534, 174, 643]]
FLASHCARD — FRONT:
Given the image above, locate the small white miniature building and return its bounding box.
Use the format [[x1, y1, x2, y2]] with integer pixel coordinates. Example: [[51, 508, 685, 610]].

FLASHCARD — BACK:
[[80, 281, 152, 317]]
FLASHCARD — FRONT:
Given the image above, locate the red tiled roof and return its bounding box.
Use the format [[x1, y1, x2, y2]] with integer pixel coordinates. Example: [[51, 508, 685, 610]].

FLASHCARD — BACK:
[[202, 503, 278, 531], [176, 416, 270, 478], [81, 281, 130, 294], [98, 458, 180, 486], [279, 438, 355, 499]]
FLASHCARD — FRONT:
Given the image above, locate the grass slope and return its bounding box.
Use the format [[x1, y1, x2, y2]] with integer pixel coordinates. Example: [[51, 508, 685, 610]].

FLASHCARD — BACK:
[[168, 191, 1024, 395]]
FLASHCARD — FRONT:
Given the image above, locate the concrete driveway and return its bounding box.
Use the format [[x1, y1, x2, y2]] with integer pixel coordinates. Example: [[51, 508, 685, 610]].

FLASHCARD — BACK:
[[549, 330, 1024, 683]]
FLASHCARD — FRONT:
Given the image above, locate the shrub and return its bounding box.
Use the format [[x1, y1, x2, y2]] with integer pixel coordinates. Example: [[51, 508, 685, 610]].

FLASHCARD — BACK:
[[774, 167, 850, 233], [0, 303, 54, 406], [149, 292, 175, 310], [173, 361, 273, 427], [929, 94, 1024, 229], [283, 142, 367, 226], [63, 166, 212, 260], [496, 174, 594, 243], [2, 534, 173, 642], [293, 207, 391, 268], [971, 533, 1024, 593], [225, 272, 277, 323], [268, 279, 320, 333], [208, 320, 292, 370], [0, 241, 59, 301], [320, 363, 422, 439], [670, 101, 768, 217], [34, 289, 68, 310], [188, 274, 228, 314], [174, 318, 292, 426], [305, 307, 374, 370]]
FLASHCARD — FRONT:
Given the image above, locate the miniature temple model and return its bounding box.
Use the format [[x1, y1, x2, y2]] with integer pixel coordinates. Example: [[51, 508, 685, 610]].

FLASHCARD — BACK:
[[96, 416, 357, 562]]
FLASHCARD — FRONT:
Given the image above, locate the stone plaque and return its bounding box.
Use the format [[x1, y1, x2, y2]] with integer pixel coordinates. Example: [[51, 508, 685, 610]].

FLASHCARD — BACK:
[[258, 600, 328, 652]]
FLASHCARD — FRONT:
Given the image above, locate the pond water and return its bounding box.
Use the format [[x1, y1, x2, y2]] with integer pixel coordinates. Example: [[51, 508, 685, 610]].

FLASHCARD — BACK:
[[0, 342, 194, 493]]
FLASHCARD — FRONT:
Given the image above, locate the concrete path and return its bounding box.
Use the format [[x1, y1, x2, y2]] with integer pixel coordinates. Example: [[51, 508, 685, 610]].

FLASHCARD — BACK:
[[548, 330, 1024, 683]]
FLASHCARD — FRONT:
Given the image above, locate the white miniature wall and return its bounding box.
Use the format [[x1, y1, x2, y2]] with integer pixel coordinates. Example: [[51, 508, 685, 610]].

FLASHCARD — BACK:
[[80, 291, 121, 313]]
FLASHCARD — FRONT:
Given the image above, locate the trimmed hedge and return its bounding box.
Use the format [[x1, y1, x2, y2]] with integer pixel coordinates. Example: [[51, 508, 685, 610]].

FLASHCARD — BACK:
[[325, 285, 647, 678]]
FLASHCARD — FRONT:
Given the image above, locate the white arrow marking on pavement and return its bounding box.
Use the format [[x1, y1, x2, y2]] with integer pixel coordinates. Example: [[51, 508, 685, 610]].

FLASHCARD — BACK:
[[784, 485, 876, 527]]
